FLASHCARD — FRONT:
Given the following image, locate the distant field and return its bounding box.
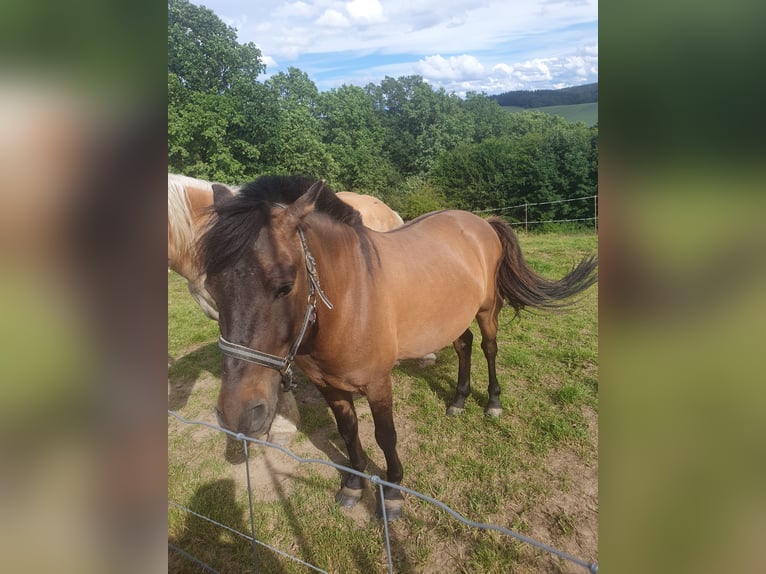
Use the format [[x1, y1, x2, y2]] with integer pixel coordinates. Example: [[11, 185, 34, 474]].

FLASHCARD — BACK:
[[501, 102, 598, 126]]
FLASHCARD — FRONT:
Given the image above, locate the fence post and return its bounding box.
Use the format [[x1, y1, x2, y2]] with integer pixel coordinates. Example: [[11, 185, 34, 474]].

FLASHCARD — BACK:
[[524, 203, 528, 234], [594, 195, 598, 233]]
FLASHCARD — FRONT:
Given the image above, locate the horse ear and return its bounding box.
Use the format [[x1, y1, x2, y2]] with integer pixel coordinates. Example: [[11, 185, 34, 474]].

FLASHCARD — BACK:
[[286, 180, 324, 222], [211, 183, 234, 209]]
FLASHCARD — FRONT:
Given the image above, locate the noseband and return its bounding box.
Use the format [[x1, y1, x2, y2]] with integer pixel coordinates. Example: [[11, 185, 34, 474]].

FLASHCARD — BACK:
[[217, 227, 333, 392]]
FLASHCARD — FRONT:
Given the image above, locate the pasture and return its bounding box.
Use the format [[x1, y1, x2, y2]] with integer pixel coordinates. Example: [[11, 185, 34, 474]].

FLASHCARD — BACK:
[[168, 229, 598, 573], [500, 103, 598, 126]]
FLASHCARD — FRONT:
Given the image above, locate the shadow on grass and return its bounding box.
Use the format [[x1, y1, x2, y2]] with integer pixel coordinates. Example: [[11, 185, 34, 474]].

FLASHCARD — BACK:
[[175, 448, 398, 573], [394, 347, 496, 413], [169, 478, 287, 574], [168, 342, 221, 410]]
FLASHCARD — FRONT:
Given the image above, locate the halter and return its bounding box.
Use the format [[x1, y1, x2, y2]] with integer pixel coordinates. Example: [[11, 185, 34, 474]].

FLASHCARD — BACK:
[[217, 227, 333, 392]]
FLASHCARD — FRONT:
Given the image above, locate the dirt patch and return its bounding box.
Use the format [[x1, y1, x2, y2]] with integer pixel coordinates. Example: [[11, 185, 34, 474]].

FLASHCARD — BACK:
[[519, 407, 598, 571]]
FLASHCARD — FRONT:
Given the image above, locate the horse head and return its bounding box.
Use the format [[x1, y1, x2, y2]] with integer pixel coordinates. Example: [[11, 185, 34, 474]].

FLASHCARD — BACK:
[[202, 181, 323, 436]]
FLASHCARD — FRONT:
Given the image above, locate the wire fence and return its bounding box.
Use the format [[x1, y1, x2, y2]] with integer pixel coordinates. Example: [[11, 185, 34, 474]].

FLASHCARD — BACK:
[[473, 195, 598, 233], [168, 410, 598, 574]]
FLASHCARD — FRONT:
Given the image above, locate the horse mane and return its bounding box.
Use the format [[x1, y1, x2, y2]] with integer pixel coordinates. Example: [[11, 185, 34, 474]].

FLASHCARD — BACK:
[[200, 175, 375, 277], [168, 173, 212, 264]]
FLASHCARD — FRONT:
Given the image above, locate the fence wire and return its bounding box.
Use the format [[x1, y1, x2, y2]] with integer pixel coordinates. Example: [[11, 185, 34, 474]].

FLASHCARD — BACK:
[[473, 195, 597, 214], [472, 195, 599, 233], [168, 410, 598, 574]]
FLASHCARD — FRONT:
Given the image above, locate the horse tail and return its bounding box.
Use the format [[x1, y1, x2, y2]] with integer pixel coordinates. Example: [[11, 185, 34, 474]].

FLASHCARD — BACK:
[[487, 216, 598, 316]]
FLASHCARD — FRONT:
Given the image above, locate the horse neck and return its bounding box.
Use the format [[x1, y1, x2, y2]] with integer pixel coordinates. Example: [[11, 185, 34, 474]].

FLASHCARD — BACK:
[[302, 215, 373, 302]]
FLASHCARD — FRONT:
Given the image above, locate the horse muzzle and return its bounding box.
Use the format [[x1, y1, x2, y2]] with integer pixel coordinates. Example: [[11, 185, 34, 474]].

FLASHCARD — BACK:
[[215, 397, 275, 438]]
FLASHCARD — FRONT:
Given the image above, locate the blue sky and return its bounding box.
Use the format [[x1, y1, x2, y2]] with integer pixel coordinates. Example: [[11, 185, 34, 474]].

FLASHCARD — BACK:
[[191, 0, 597, 96]]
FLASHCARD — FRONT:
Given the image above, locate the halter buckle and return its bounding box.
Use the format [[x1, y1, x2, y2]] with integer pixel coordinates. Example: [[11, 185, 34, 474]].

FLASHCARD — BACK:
[[280, 365, 297, 392]]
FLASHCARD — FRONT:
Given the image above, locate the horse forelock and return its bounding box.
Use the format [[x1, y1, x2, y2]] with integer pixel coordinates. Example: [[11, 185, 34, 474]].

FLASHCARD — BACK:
[[200, 175, 377, 276]]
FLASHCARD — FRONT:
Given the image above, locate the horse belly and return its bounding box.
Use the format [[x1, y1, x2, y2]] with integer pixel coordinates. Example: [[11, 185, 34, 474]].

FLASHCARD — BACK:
[[396, 317, 476, 359], [394, 287, 487, 360], [376, 210, 502, 360]]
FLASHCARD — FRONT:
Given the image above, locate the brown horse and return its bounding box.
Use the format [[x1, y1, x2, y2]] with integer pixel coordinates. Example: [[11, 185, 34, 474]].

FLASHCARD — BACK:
[[168, 174, 404, 321], [200, 176, 597, 521]]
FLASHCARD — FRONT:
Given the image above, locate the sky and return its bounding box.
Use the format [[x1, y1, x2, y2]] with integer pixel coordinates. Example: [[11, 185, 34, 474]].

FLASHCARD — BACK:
[[190, 0, 597, 96]]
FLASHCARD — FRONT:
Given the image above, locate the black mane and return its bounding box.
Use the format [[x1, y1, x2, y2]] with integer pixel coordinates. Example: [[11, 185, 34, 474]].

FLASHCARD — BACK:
[[200, 176, 371, 276]]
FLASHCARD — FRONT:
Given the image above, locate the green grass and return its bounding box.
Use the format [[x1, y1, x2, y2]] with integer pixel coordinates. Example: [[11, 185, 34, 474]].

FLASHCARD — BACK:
[[500, 102, 598, 126], [168, 231, 598, 573]]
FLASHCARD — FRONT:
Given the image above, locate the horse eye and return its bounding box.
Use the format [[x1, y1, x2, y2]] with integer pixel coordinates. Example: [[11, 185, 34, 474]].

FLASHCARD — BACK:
[[274, 282, 294, 299]]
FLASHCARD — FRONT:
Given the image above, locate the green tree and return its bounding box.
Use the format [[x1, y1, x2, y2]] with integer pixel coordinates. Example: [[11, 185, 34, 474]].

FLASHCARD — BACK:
[[366, 76, 473, 177], [264, 69, 338, 180], [431, 112, 598, 224], [463, 92, 513, 142], [168, 89, 257, 183], [168, 0, 269, 180], [168, 0, 264, 94], [318, 85, 393, 192]]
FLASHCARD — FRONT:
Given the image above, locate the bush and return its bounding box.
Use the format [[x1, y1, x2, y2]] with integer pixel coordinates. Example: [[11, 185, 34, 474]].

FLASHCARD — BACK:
[[379, 175, 451, 221]]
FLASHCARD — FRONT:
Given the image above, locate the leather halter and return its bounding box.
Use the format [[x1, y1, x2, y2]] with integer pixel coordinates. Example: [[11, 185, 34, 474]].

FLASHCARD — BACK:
[[217, 226, 333, 392]]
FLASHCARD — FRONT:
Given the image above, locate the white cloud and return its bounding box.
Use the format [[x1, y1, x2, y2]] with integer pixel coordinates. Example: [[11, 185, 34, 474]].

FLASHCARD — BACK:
[[278, 1, 316, 19], [416, 54, 485, 81], [317, 9, 351, 28], [195, 0, 597, 92], [262, 54, 278, 70], [346, 0, 385, 23]]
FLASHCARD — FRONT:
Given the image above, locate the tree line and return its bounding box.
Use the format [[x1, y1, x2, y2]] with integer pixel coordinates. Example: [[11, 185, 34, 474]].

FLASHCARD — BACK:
[[168, 0, 598, 226], [490, 83, 598, 109]]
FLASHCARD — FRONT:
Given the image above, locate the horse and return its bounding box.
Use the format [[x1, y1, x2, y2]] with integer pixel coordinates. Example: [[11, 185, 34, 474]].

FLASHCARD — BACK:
[[199, 176, 598, 521], [167, 173, 220, 320], [168, 174, 405, 321], [336, 191, 404, 231]]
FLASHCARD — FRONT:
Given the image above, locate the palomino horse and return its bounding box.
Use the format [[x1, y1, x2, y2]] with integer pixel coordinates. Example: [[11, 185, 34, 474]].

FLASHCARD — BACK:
[[167, 173, 220, 320], [336, 191, 403, 231], [200, 176, 597, 521], [168, 175, 404, 321]]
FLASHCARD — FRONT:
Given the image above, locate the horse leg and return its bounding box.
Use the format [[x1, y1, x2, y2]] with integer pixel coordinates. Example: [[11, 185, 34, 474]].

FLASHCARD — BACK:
[[317, 386, 368, 508], [447, 328, 474, 416], [366, 376, 404, 521], [476, 309, 502, 417]]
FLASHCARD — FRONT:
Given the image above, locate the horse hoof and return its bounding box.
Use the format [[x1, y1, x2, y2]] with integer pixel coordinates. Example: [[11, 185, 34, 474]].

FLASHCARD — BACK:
[[335, 487, 363, 508], [377, 498, 404, 522], [485, 407, 503, 418], [447, 406, 464, 417]]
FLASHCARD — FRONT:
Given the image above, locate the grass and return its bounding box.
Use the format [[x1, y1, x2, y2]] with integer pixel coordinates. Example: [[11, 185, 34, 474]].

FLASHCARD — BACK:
[[500, 102, 598, 126], [168, 229, 598, 573]]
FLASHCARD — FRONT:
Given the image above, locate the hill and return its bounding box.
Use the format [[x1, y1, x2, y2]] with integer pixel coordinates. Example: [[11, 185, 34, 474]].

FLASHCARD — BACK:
[[500, 102, 598, 126], [491, 82, 598, 108]]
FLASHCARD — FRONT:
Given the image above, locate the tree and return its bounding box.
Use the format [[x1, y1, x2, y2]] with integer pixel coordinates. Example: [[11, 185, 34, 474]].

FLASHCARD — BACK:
[[318, 85, 393, 192], [168, 0, 269, 180], [168, 90, 257, 183], [264, 69, 338, 181], [366, 76, 473, 177], [463, 92, 512, 142], [168, 0, 264, 94], [430, 112, 598, 223]]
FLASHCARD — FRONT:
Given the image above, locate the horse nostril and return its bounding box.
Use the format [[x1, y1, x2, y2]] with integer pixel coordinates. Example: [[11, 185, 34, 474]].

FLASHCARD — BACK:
[[245, 399, 270, 435]]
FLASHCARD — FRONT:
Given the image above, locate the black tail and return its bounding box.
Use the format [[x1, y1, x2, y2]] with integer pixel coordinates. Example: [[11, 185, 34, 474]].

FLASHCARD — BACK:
[[487, 216, 598, 316]]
